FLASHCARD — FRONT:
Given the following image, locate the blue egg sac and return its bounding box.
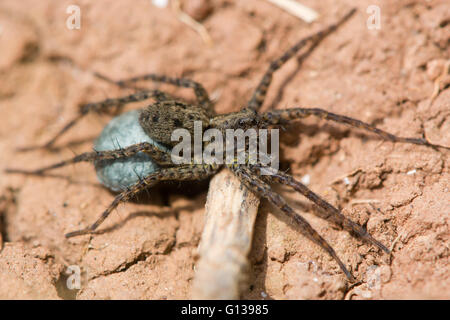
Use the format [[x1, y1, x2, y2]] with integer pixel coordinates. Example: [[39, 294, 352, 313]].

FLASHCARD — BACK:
[[94, 109, 168, 192]]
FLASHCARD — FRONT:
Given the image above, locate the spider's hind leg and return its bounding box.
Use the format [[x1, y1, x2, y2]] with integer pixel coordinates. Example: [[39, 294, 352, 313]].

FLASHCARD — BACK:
[[254, 166, 390, 254], [231, 164, 355, 281], [65, 164, 219, 238]]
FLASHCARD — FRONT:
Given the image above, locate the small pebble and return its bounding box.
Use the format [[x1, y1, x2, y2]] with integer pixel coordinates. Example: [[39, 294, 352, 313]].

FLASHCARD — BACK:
[[183, 0, 213, 21], [301, 174, 310, 185], [426, 59, 446, 81], [152, 0, 169, 8]]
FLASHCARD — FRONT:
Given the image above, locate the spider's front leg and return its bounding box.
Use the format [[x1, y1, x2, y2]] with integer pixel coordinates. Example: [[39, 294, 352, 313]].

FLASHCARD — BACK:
[[261, 108, 450, 150], [109, 73, 213, 114], [247, 8, 356, 111], [6, 142, 172, 175], [229, 164, 355, 281], [65, 163, 219, 238]]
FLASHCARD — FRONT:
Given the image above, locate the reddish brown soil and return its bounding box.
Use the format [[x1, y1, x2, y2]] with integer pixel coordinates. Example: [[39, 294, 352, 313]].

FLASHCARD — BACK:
[[0, 0, 449, 299]]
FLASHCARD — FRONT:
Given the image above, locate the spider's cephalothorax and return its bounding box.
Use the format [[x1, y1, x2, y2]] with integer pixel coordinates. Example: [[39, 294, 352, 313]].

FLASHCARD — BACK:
[[7, 8, 448, 281], [139, 100, 210, 146]]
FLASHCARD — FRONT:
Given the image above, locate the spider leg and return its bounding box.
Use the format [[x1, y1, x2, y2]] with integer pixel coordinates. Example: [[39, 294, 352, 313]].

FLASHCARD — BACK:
[[65, 163, 219, 238], [261, 108, 450, 150], [92, 71, 176, 102], [111, 73, 213, 113], [6, 142, 173, 175], [19, 90, 172, 152], [253, 165, 390, 253], [247, 8, 356, 111], [230, 164, 354, 281]]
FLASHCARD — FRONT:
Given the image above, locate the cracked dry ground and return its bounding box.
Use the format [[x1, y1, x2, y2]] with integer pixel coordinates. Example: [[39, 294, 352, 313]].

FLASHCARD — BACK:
[[0, 0, 449, 299]]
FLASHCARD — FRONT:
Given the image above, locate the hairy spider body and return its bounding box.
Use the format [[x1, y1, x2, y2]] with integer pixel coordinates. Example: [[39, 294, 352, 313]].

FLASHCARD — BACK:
[[7, 8, 448, 281], [140, 100, 211, 146]]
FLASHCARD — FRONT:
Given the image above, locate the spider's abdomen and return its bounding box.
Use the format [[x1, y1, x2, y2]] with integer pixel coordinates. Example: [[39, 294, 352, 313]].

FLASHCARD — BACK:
[[94, 109, 168, 192]]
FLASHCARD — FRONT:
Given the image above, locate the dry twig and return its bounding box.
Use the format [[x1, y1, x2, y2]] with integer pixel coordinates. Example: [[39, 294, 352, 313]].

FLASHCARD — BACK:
[[171, 0, 213, 46], [265, 0, 318, 23], [191, 169, 260, 299]]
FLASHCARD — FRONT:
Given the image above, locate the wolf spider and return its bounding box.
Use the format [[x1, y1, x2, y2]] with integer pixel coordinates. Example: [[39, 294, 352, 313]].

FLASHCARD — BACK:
[[6, 9, 448, 281]]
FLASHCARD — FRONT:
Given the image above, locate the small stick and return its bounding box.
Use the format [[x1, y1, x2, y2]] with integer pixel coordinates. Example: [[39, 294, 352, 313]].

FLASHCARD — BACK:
[[429, 59, 450, 106], [191, 169, 260, 299], [265, 0, 319, 23], [350, 199, 380, 206], [172, 0, 213, 46]]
